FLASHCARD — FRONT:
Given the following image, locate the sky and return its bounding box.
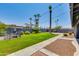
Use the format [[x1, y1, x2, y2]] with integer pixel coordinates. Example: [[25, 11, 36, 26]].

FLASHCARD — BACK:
[[0, 3, 72, 28]]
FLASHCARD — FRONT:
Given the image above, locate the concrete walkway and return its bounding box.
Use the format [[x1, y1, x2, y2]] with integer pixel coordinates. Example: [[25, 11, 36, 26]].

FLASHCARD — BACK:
[[7, 33, 79, 56], [40, 48, 58, 56], [7, 34, 63, 56], [31, 34, 79, 56], [72, 38, 79, 56]]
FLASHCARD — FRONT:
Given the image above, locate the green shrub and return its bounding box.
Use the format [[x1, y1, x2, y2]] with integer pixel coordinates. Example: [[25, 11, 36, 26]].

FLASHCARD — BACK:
[[32, 31, 36, 34], [20, 32, 24, 35], [0, 30, 6, 36], [63, 33, 68, 37], [69, 32, 72, 35], [0, 33, 4, 36], [32, 28, 40, 33], [24, 31, 30, 35], [39, 31, 41, 33]]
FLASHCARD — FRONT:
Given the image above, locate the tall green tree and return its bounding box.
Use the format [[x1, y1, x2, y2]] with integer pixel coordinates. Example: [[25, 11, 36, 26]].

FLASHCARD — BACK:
[[33, 14, 40, 33], [0, 22, 6, 29], [49, 5, 52, 34], [0, 22, 7, 36], [54, 26, 62, 30]]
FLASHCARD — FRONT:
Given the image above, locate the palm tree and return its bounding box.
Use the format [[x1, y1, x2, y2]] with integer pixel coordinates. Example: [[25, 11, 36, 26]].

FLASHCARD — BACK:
[[34, 14, 37, 28], [37, 14, 40, 28], [34, 14, 37, 19], [37, 14, 41, 19], [49, 5, 52, 33], [34, 14, 40, 33]]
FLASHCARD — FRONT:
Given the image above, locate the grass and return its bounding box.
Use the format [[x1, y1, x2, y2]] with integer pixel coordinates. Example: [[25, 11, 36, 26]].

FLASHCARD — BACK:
[[0, 32, 57, 56]]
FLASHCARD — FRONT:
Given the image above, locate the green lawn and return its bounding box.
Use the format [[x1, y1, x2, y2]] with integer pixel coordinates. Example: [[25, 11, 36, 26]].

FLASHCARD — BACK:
[[0, 32, 57, 56]]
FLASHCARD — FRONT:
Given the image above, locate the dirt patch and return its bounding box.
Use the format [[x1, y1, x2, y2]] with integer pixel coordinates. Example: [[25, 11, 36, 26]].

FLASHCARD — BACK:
[[31, 51, 48, 56], [45, 39, 76, 56]]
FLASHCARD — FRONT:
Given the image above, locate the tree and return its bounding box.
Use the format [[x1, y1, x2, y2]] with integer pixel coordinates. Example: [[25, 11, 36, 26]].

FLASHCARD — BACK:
[[36, 14, 40, 29], [0, 22, 7, 36], [49, 5, 52, 33], [54, 26, 62, 30], [0, 22, 7, 29], [33, 14, 40, 33]]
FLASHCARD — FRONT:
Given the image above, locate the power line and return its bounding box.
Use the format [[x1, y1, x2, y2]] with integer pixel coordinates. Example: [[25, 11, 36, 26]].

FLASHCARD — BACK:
[[25, 4, 63, 21], [40, 4, 63, 17], [52, 4, 63, 10], [52, 10, 68, 19], [25, 4, 69, 28]]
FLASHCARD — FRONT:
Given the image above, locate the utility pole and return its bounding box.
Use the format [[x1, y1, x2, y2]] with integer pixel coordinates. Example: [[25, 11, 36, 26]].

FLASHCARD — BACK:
[[29, 17, 32, 33], [49, 5, 52, 33]]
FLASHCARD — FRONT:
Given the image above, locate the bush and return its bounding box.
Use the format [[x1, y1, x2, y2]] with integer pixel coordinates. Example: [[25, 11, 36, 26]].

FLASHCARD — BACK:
[[24, 31, 30, 35], [0, 30, 6, 36], [0, 33, 4, 36], [32, 28, 40, 33], [20, 32, 24, 36], [39, 31, 41, 33], [63, 33, 68, 37], [69, 32, 73, 35], [32, 31, 36, 34], [32, 31, 41, 34]]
